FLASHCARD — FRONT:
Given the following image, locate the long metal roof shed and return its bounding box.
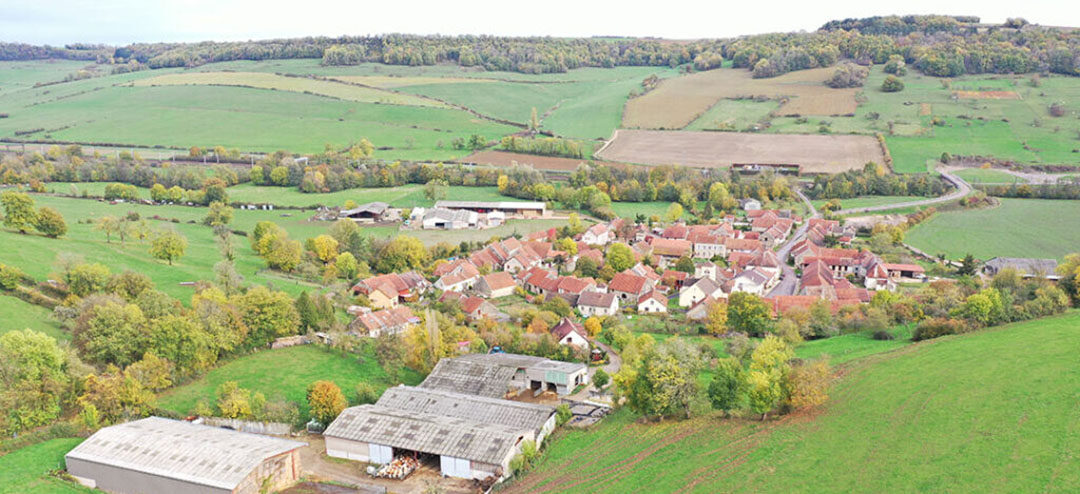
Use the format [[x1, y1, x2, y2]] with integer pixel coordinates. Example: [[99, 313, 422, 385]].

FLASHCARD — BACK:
[[65, 417, 306, 491], [377, 385, 555, 435], [324, 404, 529, 465]]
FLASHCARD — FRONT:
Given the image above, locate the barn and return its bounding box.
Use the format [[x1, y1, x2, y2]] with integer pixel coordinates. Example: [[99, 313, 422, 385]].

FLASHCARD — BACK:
[[324, 385, 557, 480], [420, 353, 588, 397], [339, 202, 390, 223], [434, 200, 548, 218], [65, 417, 306, 494]]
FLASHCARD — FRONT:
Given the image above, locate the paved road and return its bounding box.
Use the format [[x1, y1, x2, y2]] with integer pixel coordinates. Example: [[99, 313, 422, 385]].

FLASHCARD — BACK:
[[766, 189, 818, 298], [833, 171, 971, 216], [567, 340, 621, 403]]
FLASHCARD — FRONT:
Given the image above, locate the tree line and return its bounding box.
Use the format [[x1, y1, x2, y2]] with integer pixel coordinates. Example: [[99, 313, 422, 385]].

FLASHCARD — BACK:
[[806, 162, 950, 199]]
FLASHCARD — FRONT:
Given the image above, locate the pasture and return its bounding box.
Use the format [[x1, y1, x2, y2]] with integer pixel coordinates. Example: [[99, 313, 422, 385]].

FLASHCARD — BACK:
[[510, 310, 1080, 493], [905, 198, 1080, 260], [1, 194, 324, 300], [157, 344, 423, 421], [0, 437, 92, 494], [623, 67, 858, 130], [464, 150, 595, 172], [809, 195, 919, 210], [225, 183, 512, 208], [0, 296, 68, 342], [951, 168, 1026, 184], [596, 129, 884, 173], [131, 71, 448, 108]]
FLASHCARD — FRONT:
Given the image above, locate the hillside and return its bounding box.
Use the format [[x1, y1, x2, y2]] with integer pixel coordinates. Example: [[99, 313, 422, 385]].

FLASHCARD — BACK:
[[508, 310, 1080, 493]]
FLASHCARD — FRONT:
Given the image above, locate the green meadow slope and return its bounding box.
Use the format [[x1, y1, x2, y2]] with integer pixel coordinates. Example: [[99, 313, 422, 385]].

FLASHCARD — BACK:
[[510, 310, 1080, 493]]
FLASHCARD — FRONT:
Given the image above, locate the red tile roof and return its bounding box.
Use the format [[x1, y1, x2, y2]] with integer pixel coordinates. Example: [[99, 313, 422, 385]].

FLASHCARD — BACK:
[[609, 272, 648, 294], [481, 271, 516, 291]]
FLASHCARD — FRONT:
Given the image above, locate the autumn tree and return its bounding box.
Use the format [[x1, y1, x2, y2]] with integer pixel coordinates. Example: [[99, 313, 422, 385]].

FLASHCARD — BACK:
[[34, 206, 67, 238], [150, 229, 188, 265], [746, 335, 793, 420], [336, 251, 359, 280], [307, 234, 340, 264], [424, 179, 449, 201], [0, 330, 70, 434], [605, 243, 635, 272], [67, 262, 112, 296], [375, 235, 428, 273], [784, 359, 831, 410], [705, 301, 728, 335], [664, 202, 684, 223], [203, 201, 233, 227], [1, 190, 37, 233], [307, 380, 347, 425], [236, 286, 301, 348]]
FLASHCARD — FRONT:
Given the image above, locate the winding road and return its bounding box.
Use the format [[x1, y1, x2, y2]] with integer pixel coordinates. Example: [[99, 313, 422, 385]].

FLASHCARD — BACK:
[[766, 189, 818, 297], [833, 171, 971, 216]]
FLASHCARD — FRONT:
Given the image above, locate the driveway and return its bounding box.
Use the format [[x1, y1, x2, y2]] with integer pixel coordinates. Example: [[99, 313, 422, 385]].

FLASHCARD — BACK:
[[833, 171, 971, 216], [566, 340, 620, 403]]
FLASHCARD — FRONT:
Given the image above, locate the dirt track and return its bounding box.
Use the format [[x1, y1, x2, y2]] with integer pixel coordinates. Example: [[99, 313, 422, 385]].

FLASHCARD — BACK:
[[596, 130, 884, 173]]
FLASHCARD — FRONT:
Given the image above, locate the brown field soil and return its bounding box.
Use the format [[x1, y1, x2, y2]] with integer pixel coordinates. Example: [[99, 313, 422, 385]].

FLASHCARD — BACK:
[[464, 150, 599, 172], [596, 130, 884, 174], [919, 103, 932, 116], [952, 90, 1021, 100], [623, 68, 858, 129]]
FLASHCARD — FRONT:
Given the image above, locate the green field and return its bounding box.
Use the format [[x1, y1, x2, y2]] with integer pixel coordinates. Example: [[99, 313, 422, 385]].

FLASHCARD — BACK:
[[906, 198, 1080, 260], [225, 183, 514, 208], [793, 325, 913, 364], [512, 311, 1080, 493], [0, 437, 92, 494], [684, 98, 778, 131], [0, 195, 324, 301], [157, 344, 422, 420], [952, 168, 1026, 184], [0, 296, 68, 342]]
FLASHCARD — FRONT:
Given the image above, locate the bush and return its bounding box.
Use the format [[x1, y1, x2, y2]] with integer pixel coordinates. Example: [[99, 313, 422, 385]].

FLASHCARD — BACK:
[[0, 263, 25, 290], [912, 317, 969, 341], [881, 75, 905, 92], [354, 382, 378, 405], [555, 404, 572, 426], [825, 62, 869, 88], [871, 330, 895, 341]]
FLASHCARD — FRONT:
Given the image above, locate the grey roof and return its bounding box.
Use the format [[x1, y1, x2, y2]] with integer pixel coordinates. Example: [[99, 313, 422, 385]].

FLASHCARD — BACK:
[[424, 207, 475, 223], [578, 291, 616, 308], [984, 257, 1059, 276], [420, 357, 519, 398], [341, 202, 389, 216], [688, 277, 720, 294], [376, 386, 555, 434], [64, 417, 306, 490], [435, 200, 546, 210], [420, 353, 585, 398], [324, 404, 528, 465]]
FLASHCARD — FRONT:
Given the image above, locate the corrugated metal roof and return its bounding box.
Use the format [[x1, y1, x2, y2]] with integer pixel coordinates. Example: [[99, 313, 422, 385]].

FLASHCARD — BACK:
[[324, 405, 528, 465], [419, 358, 519, 398], [64, 417, 306, 490], [377, 386, 554, 435]]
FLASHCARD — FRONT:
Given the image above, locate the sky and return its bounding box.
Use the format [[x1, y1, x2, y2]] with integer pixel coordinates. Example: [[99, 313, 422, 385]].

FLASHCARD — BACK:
[[1, 0, 1072, 46]]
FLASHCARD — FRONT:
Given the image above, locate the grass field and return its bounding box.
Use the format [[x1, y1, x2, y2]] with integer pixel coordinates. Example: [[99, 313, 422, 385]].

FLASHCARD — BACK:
[[905, 198, 1080, 260], [510, 310, 1080, 493], [0, 437, 92, 494], [793, 325, 913, 365], [225, 183, 513, 208], [131, 71, 448, 107], [952, 168, 1026, 184], [157, 344, 422, 420], [684, 98, 778, 131], [0, 295, 68, 342], [1, 194, 323, 300]]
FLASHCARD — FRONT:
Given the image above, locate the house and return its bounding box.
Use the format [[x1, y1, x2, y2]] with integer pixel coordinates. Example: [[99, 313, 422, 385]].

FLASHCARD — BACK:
[[556, 276, 596, 295], [729, 268, 774, 296], [66, 417, 306, 494], [637, 291, 668, 313], [799, 260, 838, 299], [550, 317, 590, 348], [983, 257, 1061, 280], [679, 277, 723, 307], [577, 291, 619, 317], [661, 224, 688, 240], [581, 223, 612, 245], [352, 272, 429, 306], [476, 271, 516, 298], [649, 238, 693, 267], [688, 231, 725, 259], [609, 272, 650, 304], [434, 261, 481, 293], [462, 296, 502, 321], [884, 263, 927, 282], [339, 201, 390, 223], [695, 261, 719, 281], [686, 296, 721, 321], [740, 198, 762, 211], [349, 306, 418, 337]]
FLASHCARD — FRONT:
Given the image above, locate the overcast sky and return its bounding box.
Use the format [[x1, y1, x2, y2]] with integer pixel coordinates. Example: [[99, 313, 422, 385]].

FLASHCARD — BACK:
[[1, 0, 1071, 46]]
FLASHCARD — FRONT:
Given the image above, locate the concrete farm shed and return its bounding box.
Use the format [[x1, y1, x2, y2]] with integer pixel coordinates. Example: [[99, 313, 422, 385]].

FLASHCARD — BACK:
[[65, 417, 306, 494], [420, 352, 589, 398]]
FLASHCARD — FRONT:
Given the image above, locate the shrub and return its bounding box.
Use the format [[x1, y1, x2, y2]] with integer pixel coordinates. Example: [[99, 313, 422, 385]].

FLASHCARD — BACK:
[[881, 75, 905, 92], [0, 263, 25, 290], [871, 330, 895, 341], [555, 404, 572, 426], [912, 317, 969, 341], [354, 382, 378, 405], [825, 62, 869, 88]]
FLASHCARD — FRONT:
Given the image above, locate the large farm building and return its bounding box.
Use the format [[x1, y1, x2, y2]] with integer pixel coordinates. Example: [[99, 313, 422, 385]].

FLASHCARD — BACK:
[[65, 417, 306, 494], [325, 353, 584, 481], [434, 200, 548, 218]]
